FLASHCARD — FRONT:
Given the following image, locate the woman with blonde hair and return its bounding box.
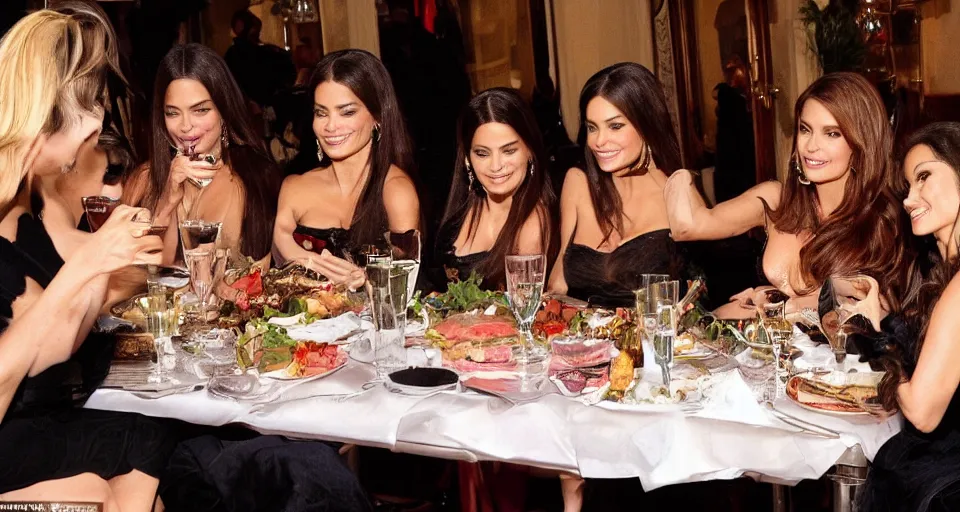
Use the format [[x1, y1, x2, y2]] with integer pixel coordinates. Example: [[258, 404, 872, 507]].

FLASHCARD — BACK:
[[0, 7, 171, 510]]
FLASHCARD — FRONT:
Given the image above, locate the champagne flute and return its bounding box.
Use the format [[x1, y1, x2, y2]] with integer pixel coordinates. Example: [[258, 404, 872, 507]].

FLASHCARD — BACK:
[[505, 254, 548, 371], [760, 295, 792, 397], [651, 280, 679, 385]]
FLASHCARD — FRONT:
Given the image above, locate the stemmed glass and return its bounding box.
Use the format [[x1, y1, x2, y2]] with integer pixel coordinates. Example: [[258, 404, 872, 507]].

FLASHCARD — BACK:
[[760, 295, 793, 397], [387, 229, 422, 310], [505, 254, 548, 371], [179, 219, 225, 346], [650, 280, 679, 385]]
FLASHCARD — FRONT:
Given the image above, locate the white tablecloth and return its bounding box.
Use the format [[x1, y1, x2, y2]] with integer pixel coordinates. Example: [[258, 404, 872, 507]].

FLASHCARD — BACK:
[[86, 360, 900, 490]]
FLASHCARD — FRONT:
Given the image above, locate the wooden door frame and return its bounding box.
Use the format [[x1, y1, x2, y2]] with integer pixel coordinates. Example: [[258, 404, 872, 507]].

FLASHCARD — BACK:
[[650, 0, 777, 182]]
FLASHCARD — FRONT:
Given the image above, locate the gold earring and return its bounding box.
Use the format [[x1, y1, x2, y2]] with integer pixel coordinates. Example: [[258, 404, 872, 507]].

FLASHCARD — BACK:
[[316, 138, 324, 161], [793, 155, 811, 185]]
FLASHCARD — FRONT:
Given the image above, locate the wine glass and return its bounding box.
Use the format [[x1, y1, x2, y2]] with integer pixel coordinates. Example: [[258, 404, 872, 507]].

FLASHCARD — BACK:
[[634, 274, 670, 342], [505, 254, 548, 370], [387, 229, 421, 308], [179, 219, 224, 345], [81, 196, 119, 232], [650, 280, 679, 385]]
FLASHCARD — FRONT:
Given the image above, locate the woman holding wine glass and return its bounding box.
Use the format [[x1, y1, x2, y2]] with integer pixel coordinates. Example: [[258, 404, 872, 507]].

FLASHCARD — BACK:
[[0, 7, 173, 507], [434, 87, 557, 291], [124, 43, 281, 264], [547, 63, 686, 307], [848, 122, 960, 511], [273, 49, 420, 290]]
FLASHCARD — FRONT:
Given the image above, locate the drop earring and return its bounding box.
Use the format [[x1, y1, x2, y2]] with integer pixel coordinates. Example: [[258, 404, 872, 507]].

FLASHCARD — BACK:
[[465, 158, 474, 187], [316, 138, 324, 161], [528, 160, 534, 176], [793, 155, 811, 185], [373, 123, 382, 143], [220, 123, 230, 150]]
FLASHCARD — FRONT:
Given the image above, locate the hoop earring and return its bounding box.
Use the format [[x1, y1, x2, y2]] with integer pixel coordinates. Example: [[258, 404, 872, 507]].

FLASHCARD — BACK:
[[316, 138, 324, 161], [373, 123, 381, 143], [528, 160, 534, 176], [793, 155, 811, 185], [849, 166, 857, 175]]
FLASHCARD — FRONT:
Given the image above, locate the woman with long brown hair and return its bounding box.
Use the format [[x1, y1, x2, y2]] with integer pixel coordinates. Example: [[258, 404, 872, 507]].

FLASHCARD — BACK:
[[124, 43, 281, 263], [846, 122, 960, 511], [547, 62, 685, 307], [435, 87, 557, 291], [273, 49, 419, 290], [665, 72, 907, 317]]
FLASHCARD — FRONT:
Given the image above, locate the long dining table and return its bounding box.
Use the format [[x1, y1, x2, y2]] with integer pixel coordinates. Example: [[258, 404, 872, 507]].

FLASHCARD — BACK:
[[86, 333, 900, 505]]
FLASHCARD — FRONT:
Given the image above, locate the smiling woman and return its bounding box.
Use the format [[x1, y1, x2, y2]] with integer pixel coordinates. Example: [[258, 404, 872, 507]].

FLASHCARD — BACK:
[[547, 63, 686, 306], [434, 87, 557, 291], [664, 72, 909, 319], [272, 49, 419, 290]]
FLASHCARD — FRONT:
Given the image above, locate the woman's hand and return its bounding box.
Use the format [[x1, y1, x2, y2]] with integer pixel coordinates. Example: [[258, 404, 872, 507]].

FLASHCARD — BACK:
[[79, 205, 164, 275], [307, 250, 366, 291], [162, 153, 220, 209]]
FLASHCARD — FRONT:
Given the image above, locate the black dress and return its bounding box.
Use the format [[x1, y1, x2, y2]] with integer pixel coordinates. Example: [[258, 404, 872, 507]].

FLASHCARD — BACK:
[[563, 229, 684, 308], [0, 212, 173, 493], [433, 216, 501, 291], [857, 317, 960, 512], [293, 225, 357, 261]]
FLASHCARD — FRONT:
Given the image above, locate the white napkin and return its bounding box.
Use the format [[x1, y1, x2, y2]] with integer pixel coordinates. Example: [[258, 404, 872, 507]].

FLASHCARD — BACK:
[[272, 312, 363, 344]]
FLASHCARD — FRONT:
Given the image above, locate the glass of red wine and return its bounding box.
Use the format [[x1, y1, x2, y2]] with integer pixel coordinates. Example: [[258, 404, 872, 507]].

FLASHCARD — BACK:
[[81, 196, 120, 232]]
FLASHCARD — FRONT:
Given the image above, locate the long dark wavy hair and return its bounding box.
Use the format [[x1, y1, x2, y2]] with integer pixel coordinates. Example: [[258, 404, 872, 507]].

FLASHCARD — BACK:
[[439, 88, 558, 289], [144, 43, 280, 259], [873, 122, 960, 411], [308, 49, 416, 247], [770, 73, 908, 303], [576, 63, 682, 246]]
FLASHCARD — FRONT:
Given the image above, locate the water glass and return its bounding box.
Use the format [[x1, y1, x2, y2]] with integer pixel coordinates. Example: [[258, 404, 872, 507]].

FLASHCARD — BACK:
[[137, 291, 177, 383], [651, 280, 679, 384], [367, 255, 406, 379], [505, 254, 548, 368], [634, 274, 670, 343]]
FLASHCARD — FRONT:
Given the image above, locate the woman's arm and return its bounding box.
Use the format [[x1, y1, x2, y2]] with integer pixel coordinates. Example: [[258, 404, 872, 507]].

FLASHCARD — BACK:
[[0, 207, 162, 420], [273, 175, 317, 265], [897, 273, 960, 433], [664, 170, 780, 241], [547, 168, 583, 295], [383, 167, 421, 232]]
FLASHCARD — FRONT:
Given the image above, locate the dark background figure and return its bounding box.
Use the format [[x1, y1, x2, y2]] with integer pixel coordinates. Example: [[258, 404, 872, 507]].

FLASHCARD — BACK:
[[713, 56, 756, 203], [377, 0, 472, 229], [224, 8, 297, 140]]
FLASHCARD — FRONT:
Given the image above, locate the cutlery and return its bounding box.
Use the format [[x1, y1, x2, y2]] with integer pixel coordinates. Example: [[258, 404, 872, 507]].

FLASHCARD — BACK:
[[764, 401, 841, 438]]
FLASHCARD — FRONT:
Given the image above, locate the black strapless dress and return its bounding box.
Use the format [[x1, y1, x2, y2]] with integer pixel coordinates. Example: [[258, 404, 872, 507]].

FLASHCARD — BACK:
[[293, 225, 356, 260], [563, 229, 684, 308], [0, 213, 173, 493], [433, 216, 502, 291], [856, 316, 960, 512]]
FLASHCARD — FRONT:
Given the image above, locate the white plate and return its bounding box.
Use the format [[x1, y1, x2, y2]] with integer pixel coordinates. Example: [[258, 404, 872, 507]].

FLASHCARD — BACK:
[[261, 357, 347, 381], [792, 399, 870, 417]]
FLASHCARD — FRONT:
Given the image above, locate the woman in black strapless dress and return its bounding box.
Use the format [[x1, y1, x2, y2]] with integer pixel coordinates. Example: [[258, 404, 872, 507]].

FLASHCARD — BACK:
[[548, 63, 688, 310], [273, 50, 420, 289], [854, 123, 960, 511], [433, 88, 557, 292]]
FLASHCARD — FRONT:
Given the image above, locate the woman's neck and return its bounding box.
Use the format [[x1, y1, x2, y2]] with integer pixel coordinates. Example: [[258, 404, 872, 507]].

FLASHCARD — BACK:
[[814, 173, 848, 219], [328, 141, 373, 195], [482, 192, 513, 220], [935, 223, 959, 261]]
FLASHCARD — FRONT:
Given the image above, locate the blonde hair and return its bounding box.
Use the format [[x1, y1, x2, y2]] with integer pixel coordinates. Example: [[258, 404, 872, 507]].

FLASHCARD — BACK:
[[0, 9, 114, 206]]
